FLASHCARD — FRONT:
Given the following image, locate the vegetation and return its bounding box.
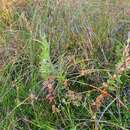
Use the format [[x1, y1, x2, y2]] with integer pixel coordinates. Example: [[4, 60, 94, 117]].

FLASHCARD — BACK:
[[0, 0, 130, 130]]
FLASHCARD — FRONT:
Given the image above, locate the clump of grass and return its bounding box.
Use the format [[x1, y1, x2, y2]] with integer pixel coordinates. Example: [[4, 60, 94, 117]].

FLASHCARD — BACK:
[[0, 0, 130, 130]]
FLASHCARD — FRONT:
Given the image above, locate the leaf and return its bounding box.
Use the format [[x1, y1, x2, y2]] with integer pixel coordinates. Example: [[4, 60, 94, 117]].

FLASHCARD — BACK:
[[70, 126, 77, 130], [39, 36, 54, 80]]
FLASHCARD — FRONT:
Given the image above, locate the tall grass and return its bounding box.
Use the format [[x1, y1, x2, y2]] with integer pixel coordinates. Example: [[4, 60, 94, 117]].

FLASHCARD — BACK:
[[0, 0, 130, 130]]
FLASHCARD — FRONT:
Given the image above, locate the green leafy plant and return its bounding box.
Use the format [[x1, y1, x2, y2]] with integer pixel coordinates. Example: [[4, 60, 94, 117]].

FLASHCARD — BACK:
[[39, 36, 54, 80]]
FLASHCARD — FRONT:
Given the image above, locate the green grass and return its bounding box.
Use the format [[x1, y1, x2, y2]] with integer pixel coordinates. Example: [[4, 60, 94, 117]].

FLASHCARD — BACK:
[[0, 0, 130, 130]]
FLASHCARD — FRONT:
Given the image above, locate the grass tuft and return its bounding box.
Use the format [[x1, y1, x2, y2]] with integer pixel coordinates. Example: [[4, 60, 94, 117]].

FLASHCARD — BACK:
[[0, 0, 130, 130]]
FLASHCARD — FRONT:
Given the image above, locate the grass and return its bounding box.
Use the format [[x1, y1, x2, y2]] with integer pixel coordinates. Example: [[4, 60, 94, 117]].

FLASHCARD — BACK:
[[0, 0, 130, 130]]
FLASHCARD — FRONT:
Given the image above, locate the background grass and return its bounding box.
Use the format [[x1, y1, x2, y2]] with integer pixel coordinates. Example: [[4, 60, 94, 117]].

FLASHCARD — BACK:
[[0, 0, 130, 130]]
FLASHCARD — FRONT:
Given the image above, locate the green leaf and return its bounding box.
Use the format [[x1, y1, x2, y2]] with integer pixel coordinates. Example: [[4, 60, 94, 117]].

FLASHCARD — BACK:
[[39, 36, 53, 80]]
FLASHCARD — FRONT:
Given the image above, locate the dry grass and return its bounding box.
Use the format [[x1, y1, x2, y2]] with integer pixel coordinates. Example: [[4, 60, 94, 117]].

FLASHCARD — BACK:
[[0, 0, 130, 130]]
